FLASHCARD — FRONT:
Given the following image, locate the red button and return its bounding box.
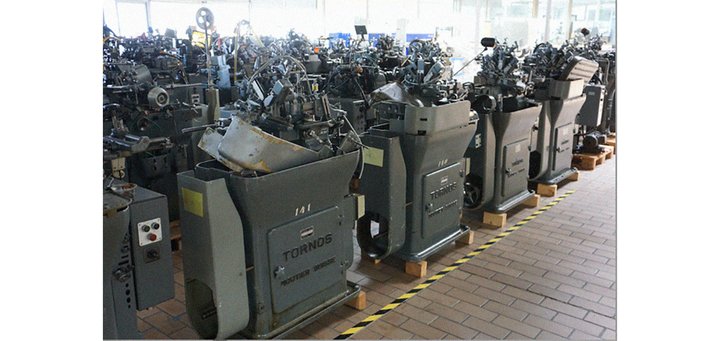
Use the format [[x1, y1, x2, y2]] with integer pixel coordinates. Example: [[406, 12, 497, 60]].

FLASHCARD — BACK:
[[148, 233, 157, 242]]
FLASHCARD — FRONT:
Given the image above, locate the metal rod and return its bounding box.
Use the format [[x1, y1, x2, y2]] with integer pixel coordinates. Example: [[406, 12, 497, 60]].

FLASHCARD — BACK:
[[567, 0, 574, 40], [205, 25, 212, 87]]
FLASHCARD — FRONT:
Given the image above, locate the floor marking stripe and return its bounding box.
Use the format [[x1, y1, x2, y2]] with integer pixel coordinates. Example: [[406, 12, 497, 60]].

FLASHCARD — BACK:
[[334, 191, 575, 339], [364, 315, 382, 322], [398, 293, 415, 299], [381, 303, 400, 310], [340, 327, 364, 335]]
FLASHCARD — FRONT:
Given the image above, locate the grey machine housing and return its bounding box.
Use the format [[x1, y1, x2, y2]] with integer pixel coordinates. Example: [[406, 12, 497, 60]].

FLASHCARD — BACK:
[[577, 84, 606, 128], [529, 57, 598, 184], [464, 92, 540, 213], [103, 183, 175, 339], [357, 94, 478, 262], [177, 150, 364, 339]]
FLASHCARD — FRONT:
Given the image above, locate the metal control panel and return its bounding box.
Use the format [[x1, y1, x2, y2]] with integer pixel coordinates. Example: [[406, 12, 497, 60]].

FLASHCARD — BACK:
[[137, 218, 163, 247], [129, 186, 174, 310], [104, 183, 174, 339]]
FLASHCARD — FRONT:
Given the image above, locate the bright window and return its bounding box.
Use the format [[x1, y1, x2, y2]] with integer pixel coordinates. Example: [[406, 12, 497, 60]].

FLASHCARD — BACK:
[[107, 0, 615, 50], [103, 0, 120, 34], [116, 1, 148, 37], [325, 0, 367, 35], [150, 2, 198, 36]]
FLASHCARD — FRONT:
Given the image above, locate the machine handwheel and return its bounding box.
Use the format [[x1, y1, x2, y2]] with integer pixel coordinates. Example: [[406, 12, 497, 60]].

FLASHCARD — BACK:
[[356, 212, 390, 259], [463, 181, 482, 209], [195, 7, 215, 30]]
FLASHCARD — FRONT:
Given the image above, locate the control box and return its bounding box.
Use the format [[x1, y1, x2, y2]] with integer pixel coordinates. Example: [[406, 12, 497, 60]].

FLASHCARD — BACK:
[[129, 186, 174, 310]]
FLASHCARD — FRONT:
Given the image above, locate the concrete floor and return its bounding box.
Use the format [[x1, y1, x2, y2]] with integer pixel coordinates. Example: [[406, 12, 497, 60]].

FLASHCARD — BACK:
[[138, 156, 616, 340]]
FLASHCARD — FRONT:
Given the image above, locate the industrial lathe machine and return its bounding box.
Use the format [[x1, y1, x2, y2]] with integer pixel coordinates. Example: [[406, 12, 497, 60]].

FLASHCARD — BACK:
[[355, 44, 477, 264], [568, 30, 616, 153], [102, 5, 617, 338], [524, 41, 598, 185], [323, 39, 390, 133], [103, 25, 214, 220], [463, 38, 539, 215], [176, 49, 365, 338]]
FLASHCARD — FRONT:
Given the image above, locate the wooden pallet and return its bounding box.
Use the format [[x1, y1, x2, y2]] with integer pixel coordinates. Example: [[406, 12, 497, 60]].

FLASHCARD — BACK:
[[523, 194, 541, 207], [600, 144, 614, 159], [537, 183, 557, 197], [482, 211, 507, 229], [344, 290, 367, 310], [606, 136, 616, 150], [572, 146, 613, 170], [405, 260, 428, 278], [456, 230, 474, 245], [461, 194, 539, 229]]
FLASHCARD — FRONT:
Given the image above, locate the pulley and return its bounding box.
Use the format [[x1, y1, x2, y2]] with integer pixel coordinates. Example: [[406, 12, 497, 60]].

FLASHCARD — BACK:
[[147, 87, 169, 109], [195, 7, 215, 31]]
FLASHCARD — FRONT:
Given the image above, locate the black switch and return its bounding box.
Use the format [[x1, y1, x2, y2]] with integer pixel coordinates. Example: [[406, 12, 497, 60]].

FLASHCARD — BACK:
[[146, 249, 160, 262]]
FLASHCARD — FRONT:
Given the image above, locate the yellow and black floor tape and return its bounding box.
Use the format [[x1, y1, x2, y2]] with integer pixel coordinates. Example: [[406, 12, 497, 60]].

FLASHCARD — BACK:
[[335, 190, 576, 339]]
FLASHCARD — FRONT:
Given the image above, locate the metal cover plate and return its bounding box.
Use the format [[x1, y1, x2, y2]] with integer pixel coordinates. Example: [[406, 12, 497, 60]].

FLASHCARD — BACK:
[[502, 139, 529, 197], [421, 163, 463, 238], [578, 85, 605, 127], [552, 122, 574, 171], [267, 207, 345, 313]]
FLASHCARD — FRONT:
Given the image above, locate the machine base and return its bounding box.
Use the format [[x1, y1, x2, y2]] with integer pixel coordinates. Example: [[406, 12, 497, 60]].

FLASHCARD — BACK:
[[486, 190, 536, 214], [240, 281, 362, 340], [531, 167, 579, 186], [396, 225, 471, 262]]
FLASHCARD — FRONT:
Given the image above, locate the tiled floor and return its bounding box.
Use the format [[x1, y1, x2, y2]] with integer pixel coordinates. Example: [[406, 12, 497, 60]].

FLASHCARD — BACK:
[[139, 156, 616, 340]]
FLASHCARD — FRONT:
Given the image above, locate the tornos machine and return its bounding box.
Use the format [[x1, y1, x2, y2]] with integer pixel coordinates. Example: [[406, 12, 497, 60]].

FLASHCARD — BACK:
[[176, 53, 366, 339], [463, 38, 539, 215], [355, 46, 478, 268], [523, 42, 599, 185]]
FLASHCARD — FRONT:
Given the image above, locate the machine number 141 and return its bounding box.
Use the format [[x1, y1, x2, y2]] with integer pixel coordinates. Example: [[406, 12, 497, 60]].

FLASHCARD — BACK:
[[295, 204, 311, 216]]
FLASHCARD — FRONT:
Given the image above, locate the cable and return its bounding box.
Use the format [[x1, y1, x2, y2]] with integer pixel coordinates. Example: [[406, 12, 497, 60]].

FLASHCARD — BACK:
[[341, 115, 366, 179]]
